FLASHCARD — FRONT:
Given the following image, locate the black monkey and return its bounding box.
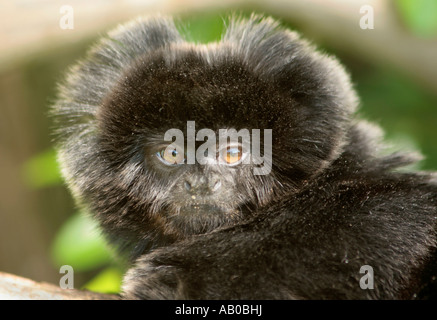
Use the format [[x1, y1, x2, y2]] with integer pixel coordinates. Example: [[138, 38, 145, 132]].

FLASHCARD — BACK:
[[52, 15, 437, 299]]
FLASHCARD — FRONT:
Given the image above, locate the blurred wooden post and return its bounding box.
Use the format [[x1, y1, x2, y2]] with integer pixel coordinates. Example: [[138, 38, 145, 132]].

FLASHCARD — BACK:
[[2, 0, 437, 92]]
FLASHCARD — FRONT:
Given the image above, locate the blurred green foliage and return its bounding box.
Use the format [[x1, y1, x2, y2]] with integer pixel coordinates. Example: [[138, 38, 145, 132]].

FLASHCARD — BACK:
[[396, 0, 437, 37], [354, 67, 437, 170], [20, 8, 437, 294], [51, 212, 114, 272], [177, 13, 225, 43], [50, 212, 123, 293], [82, 267, 123, 294], [21, 148, 62, 188]]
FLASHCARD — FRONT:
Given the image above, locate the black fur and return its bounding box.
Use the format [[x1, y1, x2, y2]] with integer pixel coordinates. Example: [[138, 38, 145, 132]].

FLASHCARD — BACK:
[[51, 14, 437, 299]]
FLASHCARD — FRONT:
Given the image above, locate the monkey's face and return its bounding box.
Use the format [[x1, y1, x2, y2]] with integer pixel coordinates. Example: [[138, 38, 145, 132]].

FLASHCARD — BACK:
[[141, 141, 264, 236], [96, 50, 285, 238]]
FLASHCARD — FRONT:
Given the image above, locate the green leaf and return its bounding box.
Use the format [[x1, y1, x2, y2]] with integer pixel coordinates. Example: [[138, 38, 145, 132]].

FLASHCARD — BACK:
[[21, 148, 63, 188], [51, 212, 115, 272], [82, 267, 123, 294], [396, 0, 437, 37]]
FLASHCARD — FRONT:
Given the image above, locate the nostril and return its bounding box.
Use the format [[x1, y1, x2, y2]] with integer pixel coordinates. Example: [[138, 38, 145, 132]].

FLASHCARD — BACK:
[[211, 179, 221, 192], [184, 181, 192, 191]]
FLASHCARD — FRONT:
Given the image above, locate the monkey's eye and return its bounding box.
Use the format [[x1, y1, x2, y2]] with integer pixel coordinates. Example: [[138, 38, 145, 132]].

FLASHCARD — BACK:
[[156, 147, 185, 165], [220, 145, 244, 166]]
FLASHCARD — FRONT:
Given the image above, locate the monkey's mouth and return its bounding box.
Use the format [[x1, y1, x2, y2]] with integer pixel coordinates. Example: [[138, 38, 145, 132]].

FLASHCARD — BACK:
[[168, 204, 242, 235]]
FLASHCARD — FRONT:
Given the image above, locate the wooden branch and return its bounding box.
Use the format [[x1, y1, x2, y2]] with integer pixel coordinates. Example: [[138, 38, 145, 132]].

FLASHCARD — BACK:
[[0, 272, 119, 300]]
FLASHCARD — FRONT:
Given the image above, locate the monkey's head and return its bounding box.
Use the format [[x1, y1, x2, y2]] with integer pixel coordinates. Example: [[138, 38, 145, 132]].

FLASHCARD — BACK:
[[53, 15, 357, 255]]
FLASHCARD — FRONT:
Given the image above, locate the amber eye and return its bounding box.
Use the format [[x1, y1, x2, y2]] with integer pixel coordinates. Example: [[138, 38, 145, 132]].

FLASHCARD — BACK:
[[156, 146, 185, 165], [221, 146, 243, 165]]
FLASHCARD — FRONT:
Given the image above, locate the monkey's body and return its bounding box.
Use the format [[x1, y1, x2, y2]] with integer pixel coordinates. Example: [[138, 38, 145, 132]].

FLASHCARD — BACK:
[[52, 15, 437, 299]]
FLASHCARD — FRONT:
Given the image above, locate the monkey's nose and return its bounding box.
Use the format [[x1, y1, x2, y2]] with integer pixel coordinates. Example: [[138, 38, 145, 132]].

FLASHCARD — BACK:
[[209, 178, 221, 192], [184, 181, 192, 191], [184, 176, 221, 194]]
